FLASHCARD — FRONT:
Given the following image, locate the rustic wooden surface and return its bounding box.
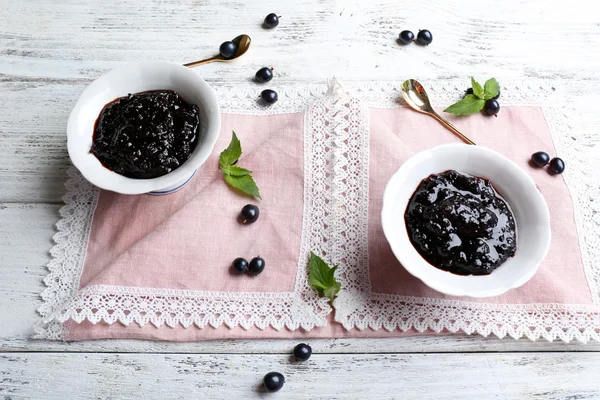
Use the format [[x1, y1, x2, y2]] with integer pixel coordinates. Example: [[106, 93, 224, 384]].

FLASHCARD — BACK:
[[2, 353, 600, 399], [1, 0, 600, 398]]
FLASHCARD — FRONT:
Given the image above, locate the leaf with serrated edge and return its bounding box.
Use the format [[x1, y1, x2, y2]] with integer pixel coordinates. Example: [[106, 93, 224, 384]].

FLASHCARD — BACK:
[[483, 78, 500, 100], [471, 77, 484, 99], [308, 252, 341, 301], [220, 165, 252, 176], [219, 131, 242, 168], [224, 174, 262, 199], [443, 94, 485, 116]]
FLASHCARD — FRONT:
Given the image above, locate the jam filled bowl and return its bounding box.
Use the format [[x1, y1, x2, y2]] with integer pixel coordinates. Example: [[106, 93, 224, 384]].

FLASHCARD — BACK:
[[67, 61, 221, 195], [381, 144, 551, 298]]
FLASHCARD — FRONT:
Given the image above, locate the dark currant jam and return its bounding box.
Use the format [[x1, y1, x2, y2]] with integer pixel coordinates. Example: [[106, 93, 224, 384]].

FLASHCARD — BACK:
[[91, 90, 200, 179], [404, 170, 517, 276]]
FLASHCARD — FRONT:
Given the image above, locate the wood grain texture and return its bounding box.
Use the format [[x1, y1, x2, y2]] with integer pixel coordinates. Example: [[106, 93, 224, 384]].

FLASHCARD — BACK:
[[1, 0, 600, 397], [2, 203, 600, 353], [1, 352, 599, 399], [1, 0, 600, 202]]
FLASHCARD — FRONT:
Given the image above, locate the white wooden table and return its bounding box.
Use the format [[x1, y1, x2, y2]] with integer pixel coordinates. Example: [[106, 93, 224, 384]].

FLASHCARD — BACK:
[[1, 0, 600, 398]]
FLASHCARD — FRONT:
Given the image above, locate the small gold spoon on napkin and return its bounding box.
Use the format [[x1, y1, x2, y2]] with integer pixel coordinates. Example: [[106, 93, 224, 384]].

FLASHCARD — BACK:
[[401, 79, 476, 145], [184, 34, 252, 68]]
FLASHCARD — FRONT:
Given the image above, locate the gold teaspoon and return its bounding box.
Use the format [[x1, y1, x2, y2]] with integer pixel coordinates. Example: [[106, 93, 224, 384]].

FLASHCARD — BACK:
[[400, 79, 476, 145], [184, 34, 251, 68]]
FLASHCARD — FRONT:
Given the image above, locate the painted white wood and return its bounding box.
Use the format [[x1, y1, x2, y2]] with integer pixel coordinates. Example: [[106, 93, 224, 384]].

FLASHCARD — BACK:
[[2, 203, 600, 353], [1, 0, 600, 397], [1, 352, 599, 399], [1, 0, 599, 82], [1, 0, 600, 202]]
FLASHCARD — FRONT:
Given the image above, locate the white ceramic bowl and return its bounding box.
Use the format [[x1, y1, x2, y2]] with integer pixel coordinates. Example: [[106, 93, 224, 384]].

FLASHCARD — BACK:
[[381, 144, 551, 298], [67, 61, 221, 195]]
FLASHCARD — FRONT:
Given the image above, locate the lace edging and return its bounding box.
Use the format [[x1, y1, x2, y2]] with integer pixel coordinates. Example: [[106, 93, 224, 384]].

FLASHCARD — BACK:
[[330, 80, 600, 343], [35, 79, 600, 343], [34, 87, 335, 339], [34, 167, 99, 340], [41, 285, 328, 331]]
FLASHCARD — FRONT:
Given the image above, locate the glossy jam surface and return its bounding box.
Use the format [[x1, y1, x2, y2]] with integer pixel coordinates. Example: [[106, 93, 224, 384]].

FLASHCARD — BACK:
[[91, 90, 200, 179], [405, 170, 517, 275]]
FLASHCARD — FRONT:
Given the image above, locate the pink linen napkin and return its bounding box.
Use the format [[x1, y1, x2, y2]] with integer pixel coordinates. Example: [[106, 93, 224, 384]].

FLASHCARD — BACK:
[[62, 106, 597, 342]]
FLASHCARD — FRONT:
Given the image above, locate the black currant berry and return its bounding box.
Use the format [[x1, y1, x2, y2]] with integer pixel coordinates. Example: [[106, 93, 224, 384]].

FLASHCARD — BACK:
[[293, 343, 312, 361], [255, 67, 274, 83], [261, 89, 278, 104], [398, 30, 414, 45], [263, 13, 280, 29], [416, 29, 433, 45], [263, 372, 285, 392], [531, 151, 550, 167], [241, 204, 260, 224], [249, 257, 265, 275], [549, 157, 565, 174], [232, 258, 248, 273], [484, 99, 500, 116], [219, 41, 237, 59]]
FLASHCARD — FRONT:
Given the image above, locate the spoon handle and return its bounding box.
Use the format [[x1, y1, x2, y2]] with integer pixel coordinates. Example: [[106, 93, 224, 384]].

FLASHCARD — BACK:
[[430, 111, 477, 145], [183, 56, 221, 68]]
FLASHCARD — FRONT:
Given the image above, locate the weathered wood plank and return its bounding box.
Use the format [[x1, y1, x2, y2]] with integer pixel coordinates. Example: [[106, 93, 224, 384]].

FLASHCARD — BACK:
[[0, 0, 600, 203], [1, 352, 599, 399], [0, 0, 599, 81], [2, 203, 600, 353]]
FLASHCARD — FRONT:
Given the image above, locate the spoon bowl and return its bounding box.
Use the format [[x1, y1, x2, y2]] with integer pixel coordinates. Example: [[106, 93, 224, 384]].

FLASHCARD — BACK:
[[400, 79, 476, 145], [401, 79, 435, 114], [184, 34, 251, 68]]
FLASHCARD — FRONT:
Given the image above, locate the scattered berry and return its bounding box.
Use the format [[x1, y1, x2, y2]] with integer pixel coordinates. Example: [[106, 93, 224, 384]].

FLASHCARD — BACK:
[[263, 13, 280, 29], [255, 67, 274, 83], [465, 88, 474, 96], [232, 258, 248, 273], [241, 204, 260, 224], [549, 157, 566, 174], [293, 343, 312, 361], [484, 99, 500, 116], [531, 151, 550, 167], [219, 41, 237, 59], [249, 257, 265, 275], [263, 372, 285, 392], [261, 89, 278, 105], [416, 29, 433, 45], [398, 30, 414, 45]]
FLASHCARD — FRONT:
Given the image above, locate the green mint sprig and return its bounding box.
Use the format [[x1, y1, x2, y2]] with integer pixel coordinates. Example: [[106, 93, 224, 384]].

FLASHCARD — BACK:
[[219, 131, 262, 200], [444, 77, 500, 115], [308, 251, 341, 302]]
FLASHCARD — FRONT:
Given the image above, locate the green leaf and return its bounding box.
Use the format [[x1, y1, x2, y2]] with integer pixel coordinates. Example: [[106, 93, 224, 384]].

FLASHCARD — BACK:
[[471, 77, 484, 99], [219, 131, 242, 169], [308, 252, 341, 302], [443, 94, 486, 116], [483, 78, 500, 100], [224, 174, 262, 199], [220, 165, 252, 176], [218, 131, 262, 200], [323, 283, 342, 301]]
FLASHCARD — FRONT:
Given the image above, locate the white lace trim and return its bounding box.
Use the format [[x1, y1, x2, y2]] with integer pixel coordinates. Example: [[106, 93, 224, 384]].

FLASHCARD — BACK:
[[36, 79, 600, 343], [34, 86, 335, 338], [34, 168, 99, 340], [329, 80, 600, 343]]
